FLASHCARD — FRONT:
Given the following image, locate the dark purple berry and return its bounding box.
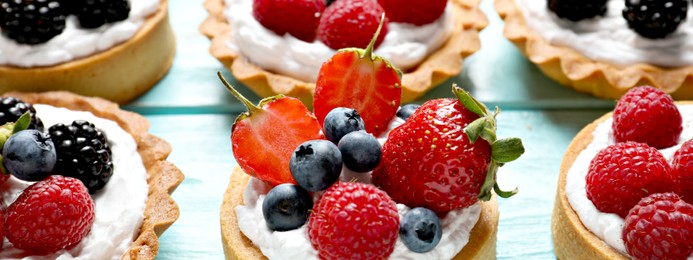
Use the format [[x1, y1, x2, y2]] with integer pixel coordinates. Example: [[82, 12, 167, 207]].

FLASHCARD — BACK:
[[262, 184, 313, 231], [3, 130, 56, 181], [323, 107, 365, 144], [0, 0, 67, 44], [396, 104, 420, 121], [400, 207, 443, 253], [74, 0, 130, 29], [623, 0, 689, 39], [0, 97, 44, 131], [290, 140, 342, 192], [338, 130, 381, 173], [548, 0, 608, 22]]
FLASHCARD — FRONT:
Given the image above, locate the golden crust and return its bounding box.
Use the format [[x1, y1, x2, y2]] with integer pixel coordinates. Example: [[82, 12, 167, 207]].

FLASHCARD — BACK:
[[495, 0, 693, 100], [0, 0, 176, 104], [1, 91, 185, 260], [201, 0, 487, 105], [220, 166, 498, 260]]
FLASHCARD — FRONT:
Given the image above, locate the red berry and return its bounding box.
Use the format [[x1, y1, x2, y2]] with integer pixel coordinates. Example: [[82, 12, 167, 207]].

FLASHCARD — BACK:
[[586, 142, 675, 218], [308, 182, 399, 259], [378, 0, 447, 25], [253, 0, 325, 42], [623, 192, 693, 260], [672, 139, 693, 202], [612, 86, 682, 149], [6, 175, 95, 253], [372, 98, 491, 214], [317, 0, 388, 50]]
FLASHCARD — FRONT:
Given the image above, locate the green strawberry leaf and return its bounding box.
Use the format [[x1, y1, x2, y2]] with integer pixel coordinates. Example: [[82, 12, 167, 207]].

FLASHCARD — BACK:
[[491, 138, 525, 163], [453, 85, 487, 117], [464, 117, 486, 143], [494, 183, 518, 198], [0, 156, 7, 175], [12, 112, 31, 134], [479, 119, 497, 143]]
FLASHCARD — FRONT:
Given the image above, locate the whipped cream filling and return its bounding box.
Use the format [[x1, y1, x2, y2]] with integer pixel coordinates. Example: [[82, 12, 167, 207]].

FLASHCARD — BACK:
[[565, 105, 693, 257], [515, 0, 693, 67], [0, 105, 149, 259], [223, 0, 454, 82], [236, 117, 483, 260], [0, 0, 159, 68]]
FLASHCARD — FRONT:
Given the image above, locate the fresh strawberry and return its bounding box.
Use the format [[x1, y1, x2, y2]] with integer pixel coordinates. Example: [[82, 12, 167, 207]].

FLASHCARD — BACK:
[[378, 0, 447, 25], [672, 139, 693, 202], [612, 86, 682, 149], [252, 0, 325, 42], [219, 73, 324, 187], [308, 182, 399, 259], [317, 0, 388, 50], [586, 142, 675, 218], [6, 175, 95, 253], [372, 86, 524, 214], [314, 18, 401, 136], [623, 192, 693, 260]]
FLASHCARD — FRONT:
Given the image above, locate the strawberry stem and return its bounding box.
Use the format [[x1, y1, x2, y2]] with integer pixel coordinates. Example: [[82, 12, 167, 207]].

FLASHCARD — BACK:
[[217, 72, 260, 113], [362, 13, 385, 60]]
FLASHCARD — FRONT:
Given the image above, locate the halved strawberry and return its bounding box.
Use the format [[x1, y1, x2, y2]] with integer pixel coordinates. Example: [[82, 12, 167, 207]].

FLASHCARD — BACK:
[[313, 16, 401, 136], [219, 73, 324, 186]]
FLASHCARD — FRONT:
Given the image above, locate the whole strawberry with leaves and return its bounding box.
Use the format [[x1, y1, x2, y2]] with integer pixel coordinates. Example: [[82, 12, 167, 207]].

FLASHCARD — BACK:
[[372, 85, 524, 214]]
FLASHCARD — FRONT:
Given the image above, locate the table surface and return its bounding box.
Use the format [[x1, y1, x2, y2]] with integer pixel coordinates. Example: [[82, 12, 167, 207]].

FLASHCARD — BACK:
[[135, 0, 616, 259]]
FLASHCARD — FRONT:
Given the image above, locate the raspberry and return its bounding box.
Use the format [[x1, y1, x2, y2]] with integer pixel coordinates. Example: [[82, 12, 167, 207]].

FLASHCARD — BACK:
[[623, 0, 689, 39], [547, 0, 608, 21], [252, 0, 325, 42], [308, 182, 399, 259], [377, 0, 447, 25], [73, 0, 131, 29], [623, 193, 693, 259], [6, 175, 95, 253], [612, 86, 682, 149], [672, 139, 693, 202], [317, 0, 388, 50], [586, 142, 675, 218], [0, 0, 67, 44]]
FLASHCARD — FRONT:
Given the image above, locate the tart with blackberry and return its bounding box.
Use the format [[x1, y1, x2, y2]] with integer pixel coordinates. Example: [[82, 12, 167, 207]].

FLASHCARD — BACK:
[[0, 0, 176, 103], [201, 0, 487, 105], [553, 86, 693, 259], [0, 91, 184, 259], [496, 0, 693, 99]]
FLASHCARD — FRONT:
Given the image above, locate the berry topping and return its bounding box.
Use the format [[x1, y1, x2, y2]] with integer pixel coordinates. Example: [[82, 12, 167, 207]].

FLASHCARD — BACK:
[[378, 0, 447, 25], [6, 175, 95, 253], [623, 192, 693, 259], [73, 0, 131, 29], [3, 129, 55, 182], [0, 0, 67, 44], [586, 142, 675, 218], [219, 73, 324, 187], [623, 0, 689, 39], [317, 0, 388, 50], [612, 86, 682, 149], [308, 182, 399, 259], [0, 96, 44, 131], [49, 120, 113, 194], [373, 86, 523, 214], [547, 0, 608, 21], [253, 0, 325, 42], [289, 140, 342, 192], [338, 130, 381, 173], [400, 207, 442, 253], [396, 104, 420, 121], [323, 107, 365, 143], [673, 139, 693, 201], [314, 19, 401, 136], [262, 184, 313, 231]]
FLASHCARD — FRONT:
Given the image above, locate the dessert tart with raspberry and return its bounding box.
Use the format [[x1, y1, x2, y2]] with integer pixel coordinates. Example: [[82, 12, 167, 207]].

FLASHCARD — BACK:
[[201, 0, 487, 105], [553, 86, 693, 258], [496, 0, 693, 99], [0, 0, 176, 104], [0, 91, 184, 259]]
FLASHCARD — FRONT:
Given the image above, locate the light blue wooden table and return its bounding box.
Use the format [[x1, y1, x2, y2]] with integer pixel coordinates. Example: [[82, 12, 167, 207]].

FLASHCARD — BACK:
[[133, 0, 615, 259]]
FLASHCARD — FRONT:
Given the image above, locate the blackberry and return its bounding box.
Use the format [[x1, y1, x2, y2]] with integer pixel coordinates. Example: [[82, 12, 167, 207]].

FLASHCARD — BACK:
[[0, 0, 67, 44], [0, 97, 44, 131], [623, 0, 689, 39], [49, 120, 113, 194], [74, 0, 130, 29], [547, 0, 608, 22]]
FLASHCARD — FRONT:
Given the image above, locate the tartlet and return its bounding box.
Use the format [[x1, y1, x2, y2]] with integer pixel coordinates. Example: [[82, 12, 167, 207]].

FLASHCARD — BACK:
[[0, 0, 176, 104], [2, 91, 185, 259], [201, 0, 488, 105], [495, 0, 693, 99], [220, 166, 498, 260]]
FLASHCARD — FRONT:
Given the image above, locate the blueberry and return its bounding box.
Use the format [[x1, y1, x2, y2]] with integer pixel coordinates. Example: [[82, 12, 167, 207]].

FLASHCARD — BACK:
[[397, 104, 421, 121], [400, 207, 443, 253], [290, 140, 342, 191], [338, 130, 381, 173], [323, 107, 365, 143], [262, 184, 313, 231], [3, 130, 56, 181]]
